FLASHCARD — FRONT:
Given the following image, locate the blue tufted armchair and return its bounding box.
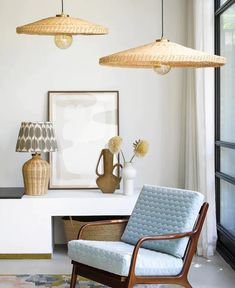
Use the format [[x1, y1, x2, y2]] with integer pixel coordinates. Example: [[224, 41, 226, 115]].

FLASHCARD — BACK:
[[68, 185, 208, 288]]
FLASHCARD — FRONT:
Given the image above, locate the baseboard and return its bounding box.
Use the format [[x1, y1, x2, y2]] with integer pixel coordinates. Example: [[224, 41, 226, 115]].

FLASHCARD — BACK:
[[0, 254, 51, 259], [217, 241, 235, 270]]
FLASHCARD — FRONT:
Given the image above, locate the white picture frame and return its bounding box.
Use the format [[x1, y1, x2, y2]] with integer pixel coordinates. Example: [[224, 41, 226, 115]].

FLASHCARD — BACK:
[[48, 91, 119, 189]]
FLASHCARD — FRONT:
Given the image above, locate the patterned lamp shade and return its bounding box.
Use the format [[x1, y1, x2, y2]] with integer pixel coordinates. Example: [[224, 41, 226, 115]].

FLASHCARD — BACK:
[[16, 122, 58, 153]]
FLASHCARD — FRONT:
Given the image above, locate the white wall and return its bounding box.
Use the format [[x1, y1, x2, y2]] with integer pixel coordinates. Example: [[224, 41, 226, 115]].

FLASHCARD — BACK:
[[0, 0, 187, 189]]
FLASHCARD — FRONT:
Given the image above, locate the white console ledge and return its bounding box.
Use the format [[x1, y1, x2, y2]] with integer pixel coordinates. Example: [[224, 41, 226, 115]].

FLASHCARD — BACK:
[[0, 189, 140, 257]]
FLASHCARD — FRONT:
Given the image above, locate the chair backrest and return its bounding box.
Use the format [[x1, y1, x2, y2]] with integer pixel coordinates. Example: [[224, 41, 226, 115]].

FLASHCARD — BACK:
[[121, 185, 204, 258]]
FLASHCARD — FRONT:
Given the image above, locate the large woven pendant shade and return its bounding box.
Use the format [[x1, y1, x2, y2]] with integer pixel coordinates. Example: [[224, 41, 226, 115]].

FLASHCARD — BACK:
[[16, 14, 108, 36], [99, 38, 226, 68], [99, 0, 226, 73]]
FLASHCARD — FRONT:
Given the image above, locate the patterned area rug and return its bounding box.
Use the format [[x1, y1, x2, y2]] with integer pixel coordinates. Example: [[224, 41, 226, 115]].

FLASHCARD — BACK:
[[0, 275, 104, 288], [0, 275, 176, 287]]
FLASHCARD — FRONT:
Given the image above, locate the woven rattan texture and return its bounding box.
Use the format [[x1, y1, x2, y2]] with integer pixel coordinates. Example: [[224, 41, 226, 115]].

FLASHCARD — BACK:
[[17, 16, 108, 35], [63, 219, 126, 242], [23, 155, 50, 196], [100, 39, 226, 68]]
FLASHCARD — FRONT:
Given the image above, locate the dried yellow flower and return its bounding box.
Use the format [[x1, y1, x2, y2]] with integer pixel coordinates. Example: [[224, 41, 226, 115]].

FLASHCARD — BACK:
[[108, 136, 123, 154], [133, 139, 149, 157]]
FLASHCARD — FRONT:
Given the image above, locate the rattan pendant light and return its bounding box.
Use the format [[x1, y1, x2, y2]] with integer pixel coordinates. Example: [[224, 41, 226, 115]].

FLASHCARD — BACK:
[[99, 0, 225, 74], [16, 0, 108, 49]]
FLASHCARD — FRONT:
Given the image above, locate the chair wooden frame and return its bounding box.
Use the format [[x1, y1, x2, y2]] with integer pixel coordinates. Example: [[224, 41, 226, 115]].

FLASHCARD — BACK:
[[70, 202, 209, 288]]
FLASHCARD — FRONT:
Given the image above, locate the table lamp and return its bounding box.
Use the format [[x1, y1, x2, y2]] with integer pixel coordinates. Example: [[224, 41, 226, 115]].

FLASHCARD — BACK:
[[16, 122, 58, 196]]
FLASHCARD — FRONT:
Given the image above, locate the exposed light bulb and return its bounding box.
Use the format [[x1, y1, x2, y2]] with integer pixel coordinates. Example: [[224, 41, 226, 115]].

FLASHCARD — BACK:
[[54, 35, 73, 49], [153, 65, 171, 75]]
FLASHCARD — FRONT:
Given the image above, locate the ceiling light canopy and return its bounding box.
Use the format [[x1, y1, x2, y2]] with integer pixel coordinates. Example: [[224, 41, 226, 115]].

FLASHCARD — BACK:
[[99, 0, 226, 74], [16, 0, 108, 49]]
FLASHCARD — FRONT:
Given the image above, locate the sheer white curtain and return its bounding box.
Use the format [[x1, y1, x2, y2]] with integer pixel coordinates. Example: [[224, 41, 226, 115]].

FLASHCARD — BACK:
[[185, 0, 217, 257]]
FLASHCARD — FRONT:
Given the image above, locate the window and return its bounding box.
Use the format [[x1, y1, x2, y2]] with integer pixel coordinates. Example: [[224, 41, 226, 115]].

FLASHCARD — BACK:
[[220, 0, 229, 6], [215, 0, 235, 268]]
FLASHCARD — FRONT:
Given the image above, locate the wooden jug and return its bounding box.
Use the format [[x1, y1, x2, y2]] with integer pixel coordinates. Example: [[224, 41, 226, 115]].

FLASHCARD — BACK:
[[96, 149, 122, 193]]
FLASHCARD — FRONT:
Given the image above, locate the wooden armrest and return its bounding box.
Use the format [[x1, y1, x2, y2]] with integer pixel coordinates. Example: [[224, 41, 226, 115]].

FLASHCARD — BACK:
[[127, 230, 196, 279], [78, 219, 129, 239], [136, 230, 196, 246]]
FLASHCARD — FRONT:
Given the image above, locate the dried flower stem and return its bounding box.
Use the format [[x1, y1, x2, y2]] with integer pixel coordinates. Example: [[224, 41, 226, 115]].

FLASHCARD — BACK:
[[130, 154, 136, 163], [120, 150, 126, 163]]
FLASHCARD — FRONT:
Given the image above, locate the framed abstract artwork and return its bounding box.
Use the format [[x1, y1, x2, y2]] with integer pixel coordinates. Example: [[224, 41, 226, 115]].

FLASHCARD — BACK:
[[48, 91, 119, 189]]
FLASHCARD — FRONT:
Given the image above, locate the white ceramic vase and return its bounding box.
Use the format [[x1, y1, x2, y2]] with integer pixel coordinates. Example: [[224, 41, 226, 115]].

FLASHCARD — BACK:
[[122, 162, 137, 196]]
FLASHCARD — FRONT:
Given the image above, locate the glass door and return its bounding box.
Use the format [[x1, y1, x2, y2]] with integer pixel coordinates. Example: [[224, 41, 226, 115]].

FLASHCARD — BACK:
[[215, 0, 235, 268]]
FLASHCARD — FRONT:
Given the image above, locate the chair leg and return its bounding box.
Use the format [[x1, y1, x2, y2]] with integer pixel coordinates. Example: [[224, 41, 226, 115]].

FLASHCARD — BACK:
[[183, 280, 192, 288], [70, 264, 78, 288], [126, 277, 135, 288]]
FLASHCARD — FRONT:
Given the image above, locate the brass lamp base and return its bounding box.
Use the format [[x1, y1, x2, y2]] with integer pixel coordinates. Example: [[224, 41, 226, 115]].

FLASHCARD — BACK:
[[22, 154, 50, 196]]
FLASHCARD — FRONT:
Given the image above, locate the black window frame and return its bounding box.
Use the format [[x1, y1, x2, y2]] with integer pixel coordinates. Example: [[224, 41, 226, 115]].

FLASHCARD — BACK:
[[215, 0, 235, 269]]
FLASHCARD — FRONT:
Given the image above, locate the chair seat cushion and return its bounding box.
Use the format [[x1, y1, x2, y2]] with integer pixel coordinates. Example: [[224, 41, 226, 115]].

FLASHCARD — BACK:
[[68, 240, 183, 277]]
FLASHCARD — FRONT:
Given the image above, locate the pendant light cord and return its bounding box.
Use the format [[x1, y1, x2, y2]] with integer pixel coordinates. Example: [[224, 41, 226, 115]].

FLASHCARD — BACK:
[[61, 0, 64, 14], [161, 0, 164, 38]]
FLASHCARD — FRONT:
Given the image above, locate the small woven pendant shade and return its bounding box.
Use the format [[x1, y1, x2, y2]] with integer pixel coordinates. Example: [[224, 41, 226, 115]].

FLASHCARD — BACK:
[[16, 14, 108, 36], [99, 38, 226, 68]]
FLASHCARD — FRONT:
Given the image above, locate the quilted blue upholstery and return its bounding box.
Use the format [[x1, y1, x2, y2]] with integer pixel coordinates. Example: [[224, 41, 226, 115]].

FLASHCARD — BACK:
[[68, 240, 183, 276], [121, 185, 204, 258]]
